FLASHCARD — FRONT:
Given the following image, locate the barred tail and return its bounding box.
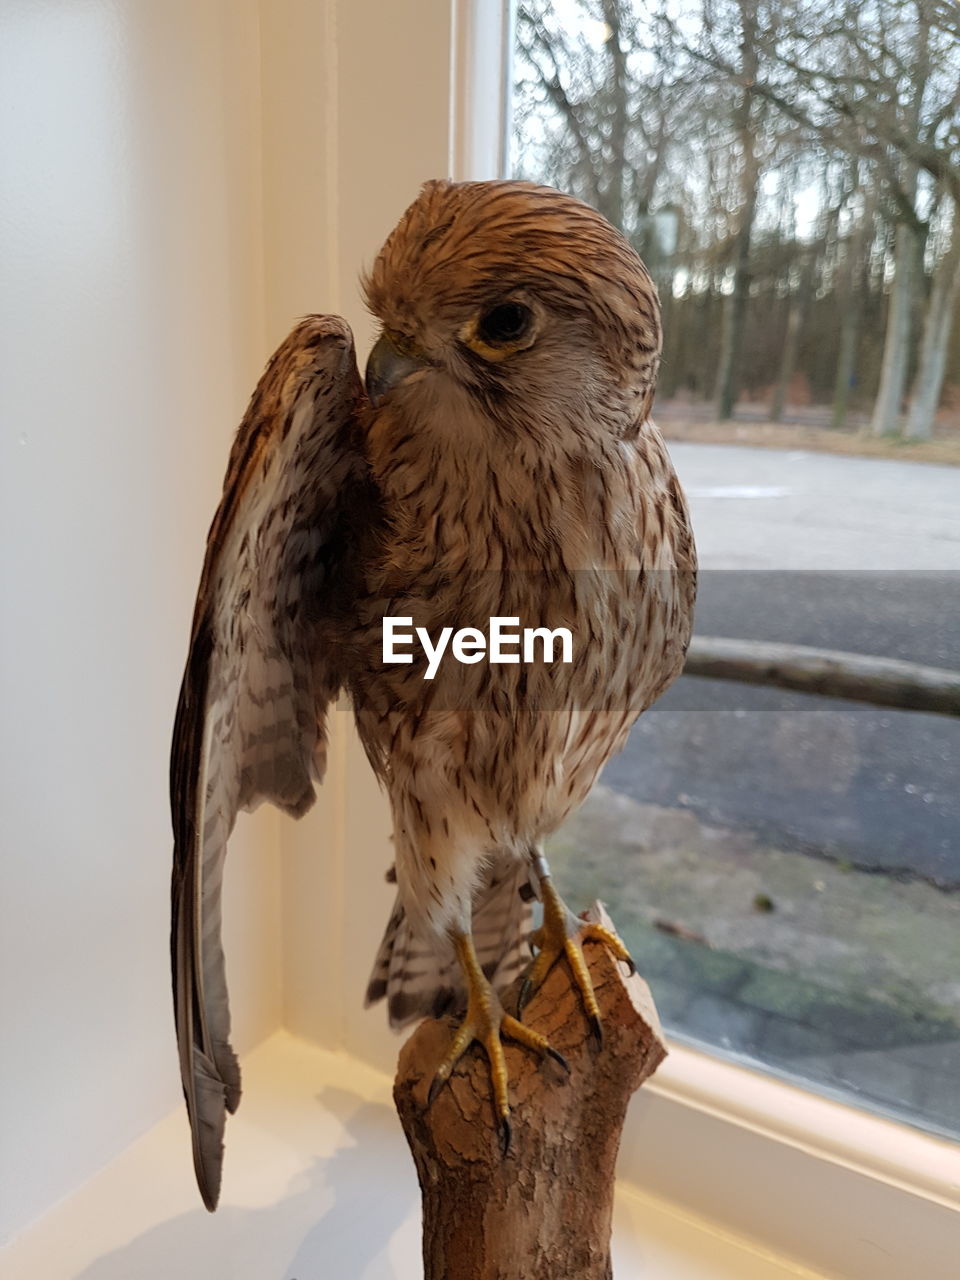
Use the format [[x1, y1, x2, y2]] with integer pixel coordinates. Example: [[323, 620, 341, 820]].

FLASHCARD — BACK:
[[365, 857, 534, 1030]]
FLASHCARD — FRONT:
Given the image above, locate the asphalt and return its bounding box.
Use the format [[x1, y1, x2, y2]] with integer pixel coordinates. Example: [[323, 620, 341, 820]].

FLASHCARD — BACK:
[[609, 443, 960, 886]]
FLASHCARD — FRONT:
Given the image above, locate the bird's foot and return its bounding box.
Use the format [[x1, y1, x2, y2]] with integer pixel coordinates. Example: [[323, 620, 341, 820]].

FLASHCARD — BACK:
[[428, 934, 568, 1153], [518, 876, 635, 1045]]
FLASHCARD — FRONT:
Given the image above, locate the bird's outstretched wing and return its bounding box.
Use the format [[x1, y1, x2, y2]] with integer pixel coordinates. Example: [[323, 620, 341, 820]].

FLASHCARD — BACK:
[[170, 315, 367, 1210]]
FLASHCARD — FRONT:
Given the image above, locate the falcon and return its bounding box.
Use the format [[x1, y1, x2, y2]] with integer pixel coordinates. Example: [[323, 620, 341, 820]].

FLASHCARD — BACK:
[[171, 179, 696, 1210]]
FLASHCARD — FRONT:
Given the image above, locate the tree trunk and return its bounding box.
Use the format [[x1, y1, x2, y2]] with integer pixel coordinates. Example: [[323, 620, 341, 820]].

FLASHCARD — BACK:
[[601, 0, 630, 231], [832, 171, 873, 429], [832, 267, 865, 430], [771, 251, 813, 422], [713, 0, 760, 422], [870, 215, 921, 435], [831, 301, 862, 429], [871, 9, 928, 438], [658, 277, 676, 399], [905, 203, 960, 440], [394, 905, 668, 1280]]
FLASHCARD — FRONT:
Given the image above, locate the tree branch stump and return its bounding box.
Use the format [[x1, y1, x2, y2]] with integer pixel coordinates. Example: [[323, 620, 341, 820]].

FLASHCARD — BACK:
[[394, 904, 667, 1280]]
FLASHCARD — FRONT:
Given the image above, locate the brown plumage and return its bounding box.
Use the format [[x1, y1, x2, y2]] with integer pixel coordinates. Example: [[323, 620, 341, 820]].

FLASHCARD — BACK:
[[170, 180, 696, 1209]]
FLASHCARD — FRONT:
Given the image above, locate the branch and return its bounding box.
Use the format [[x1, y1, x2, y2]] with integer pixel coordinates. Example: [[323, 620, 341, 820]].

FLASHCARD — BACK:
[[684, 636, 960, 718], [394, 905, 667, 1280], [517, 11, 592, 163], [660, 15, 960, 214]]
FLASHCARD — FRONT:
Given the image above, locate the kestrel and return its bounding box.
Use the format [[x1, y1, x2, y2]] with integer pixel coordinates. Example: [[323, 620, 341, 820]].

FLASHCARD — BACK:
[[171, 179, 696, 1210]]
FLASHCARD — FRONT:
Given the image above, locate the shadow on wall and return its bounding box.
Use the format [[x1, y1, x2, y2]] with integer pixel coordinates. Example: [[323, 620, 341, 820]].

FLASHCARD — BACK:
[[76, 1092, 416, 1280]]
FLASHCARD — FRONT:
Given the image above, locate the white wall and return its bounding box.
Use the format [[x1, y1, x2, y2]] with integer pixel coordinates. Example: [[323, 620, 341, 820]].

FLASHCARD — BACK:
[[0, 0, 282, 1241], [0, 0, 490, 1242]]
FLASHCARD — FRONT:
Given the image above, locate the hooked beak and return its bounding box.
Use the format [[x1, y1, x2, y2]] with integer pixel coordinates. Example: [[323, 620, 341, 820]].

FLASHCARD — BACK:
[[365, 332, 429, 408]]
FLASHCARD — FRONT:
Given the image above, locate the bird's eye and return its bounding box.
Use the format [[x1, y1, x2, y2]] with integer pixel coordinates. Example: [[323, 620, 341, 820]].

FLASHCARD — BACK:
[[476, 302, 532, 346]]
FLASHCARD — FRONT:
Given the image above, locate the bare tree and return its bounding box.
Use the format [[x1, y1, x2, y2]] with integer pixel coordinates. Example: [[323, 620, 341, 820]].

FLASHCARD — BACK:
[[906, 201, 960, 438], [514, 0, 959, 433], [515, 0, 653, 231], [661, 0, 960, 435]]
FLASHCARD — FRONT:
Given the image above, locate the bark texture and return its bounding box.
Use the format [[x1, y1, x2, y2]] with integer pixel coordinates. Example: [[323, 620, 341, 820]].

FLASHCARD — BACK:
[[394, 904, 667, 1280]]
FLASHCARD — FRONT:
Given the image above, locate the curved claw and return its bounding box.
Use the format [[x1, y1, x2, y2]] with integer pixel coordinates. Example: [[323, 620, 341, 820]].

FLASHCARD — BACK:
[[517, 975, 533, 1018], [580, 920, 635, 972], [546, 1045, 571, 1074], [519, 878, 633, 1044], [426, 933, 569, 1154], [498, 1114, 512, 1157], [427, 1072, 445, 1110]]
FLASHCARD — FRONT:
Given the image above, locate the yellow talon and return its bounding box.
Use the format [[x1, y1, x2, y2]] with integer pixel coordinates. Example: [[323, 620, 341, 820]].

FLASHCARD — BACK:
[[428, 932, 569, 1152], [519, 872, 635, 1044]]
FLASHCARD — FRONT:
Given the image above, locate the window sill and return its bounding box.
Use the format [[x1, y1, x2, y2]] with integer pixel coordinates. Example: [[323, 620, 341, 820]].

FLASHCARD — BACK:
[[652, 1038, 960, 1205], [619, 1038, 960, 1278], [3, 1031, 823, 1279]]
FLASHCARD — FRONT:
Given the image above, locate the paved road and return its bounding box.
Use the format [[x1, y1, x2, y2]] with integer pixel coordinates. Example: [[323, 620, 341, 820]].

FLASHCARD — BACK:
[[609, 444, 960, 886], [673, 442, 960, 572]]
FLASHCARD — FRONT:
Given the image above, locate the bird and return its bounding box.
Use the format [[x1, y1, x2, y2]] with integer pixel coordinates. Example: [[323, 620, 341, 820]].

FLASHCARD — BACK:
[[170, 178, 696, 1211]]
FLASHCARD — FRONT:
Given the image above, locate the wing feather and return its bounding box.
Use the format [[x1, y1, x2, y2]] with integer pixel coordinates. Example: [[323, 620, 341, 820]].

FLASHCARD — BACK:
[[170, 316, 367, 1210]]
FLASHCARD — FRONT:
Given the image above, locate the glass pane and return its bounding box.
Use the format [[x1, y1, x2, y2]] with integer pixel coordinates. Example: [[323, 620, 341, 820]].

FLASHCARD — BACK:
[[514, 0, 960, 1139]]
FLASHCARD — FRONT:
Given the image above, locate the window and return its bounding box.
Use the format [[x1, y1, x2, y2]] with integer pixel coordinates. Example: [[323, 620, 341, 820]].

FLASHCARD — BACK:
[[513, 0, 960, 1145]]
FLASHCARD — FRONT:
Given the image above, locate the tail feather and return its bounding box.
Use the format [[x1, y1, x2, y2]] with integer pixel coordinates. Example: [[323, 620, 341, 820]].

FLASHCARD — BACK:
[[365, 857, 534, 1029]]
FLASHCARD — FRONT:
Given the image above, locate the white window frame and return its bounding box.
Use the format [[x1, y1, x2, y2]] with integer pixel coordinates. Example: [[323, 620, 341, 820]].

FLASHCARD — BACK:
[[270, 2, 960, 1274]]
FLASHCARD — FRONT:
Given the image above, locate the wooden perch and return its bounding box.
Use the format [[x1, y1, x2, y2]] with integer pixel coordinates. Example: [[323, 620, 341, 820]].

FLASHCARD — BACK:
[[394, 905, 667, 1280]]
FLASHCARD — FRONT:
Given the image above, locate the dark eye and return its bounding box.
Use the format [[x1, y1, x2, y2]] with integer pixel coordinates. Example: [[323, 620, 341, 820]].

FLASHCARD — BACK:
[[476, 302, 532, 346]]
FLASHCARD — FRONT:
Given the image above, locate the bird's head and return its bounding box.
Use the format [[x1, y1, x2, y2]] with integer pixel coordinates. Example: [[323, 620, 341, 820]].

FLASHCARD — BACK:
[[362, 180, 661, 452]]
